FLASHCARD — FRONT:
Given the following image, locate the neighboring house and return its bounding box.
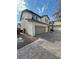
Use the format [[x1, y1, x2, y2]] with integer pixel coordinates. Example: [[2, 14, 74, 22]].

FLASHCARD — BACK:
[[20, 9, 49, 36], [49, 19, 61, 30]]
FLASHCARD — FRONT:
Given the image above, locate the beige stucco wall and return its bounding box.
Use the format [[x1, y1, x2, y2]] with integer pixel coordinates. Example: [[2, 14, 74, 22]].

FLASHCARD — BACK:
[[21, 20, 34, 35], [41, 17, 49, 24], [22, 12, 33, 20], [21, 20, 35, 36], [21, 12, 35, 36]]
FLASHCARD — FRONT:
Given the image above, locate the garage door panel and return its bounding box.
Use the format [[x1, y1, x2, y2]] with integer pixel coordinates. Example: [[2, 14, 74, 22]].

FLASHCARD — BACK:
[[35, 26, 46, 35]]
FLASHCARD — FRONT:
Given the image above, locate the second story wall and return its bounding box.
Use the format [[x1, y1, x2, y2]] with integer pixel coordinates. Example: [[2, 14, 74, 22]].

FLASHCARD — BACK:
[[21, 11, 33, 20], [32, 14, 41, 21], [41, 16, 49, 24], [20, 10, 50, 24]]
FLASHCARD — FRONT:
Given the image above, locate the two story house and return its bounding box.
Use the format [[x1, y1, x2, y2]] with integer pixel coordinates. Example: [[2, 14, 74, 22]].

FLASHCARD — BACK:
[[20, 9, 49, 36]]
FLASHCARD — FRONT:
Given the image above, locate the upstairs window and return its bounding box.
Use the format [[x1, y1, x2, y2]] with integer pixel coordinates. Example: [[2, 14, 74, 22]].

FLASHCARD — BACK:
[[45, 18, 48, 23], [32, 15, 37, 20]]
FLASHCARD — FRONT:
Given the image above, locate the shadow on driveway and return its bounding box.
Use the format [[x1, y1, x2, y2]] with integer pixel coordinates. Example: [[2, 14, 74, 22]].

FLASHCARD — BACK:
[[35, 30, 61, 43]]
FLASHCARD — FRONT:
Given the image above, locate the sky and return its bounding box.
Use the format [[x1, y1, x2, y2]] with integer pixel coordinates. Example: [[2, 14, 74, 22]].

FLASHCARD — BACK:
[[17, 0, 59, 23]]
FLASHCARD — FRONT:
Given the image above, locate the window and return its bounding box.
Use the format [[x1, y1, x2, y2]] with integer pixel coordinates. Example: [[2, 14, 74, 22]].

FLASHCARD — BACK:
[[32, 15, 37, 20], [45, 18, 48, 23]]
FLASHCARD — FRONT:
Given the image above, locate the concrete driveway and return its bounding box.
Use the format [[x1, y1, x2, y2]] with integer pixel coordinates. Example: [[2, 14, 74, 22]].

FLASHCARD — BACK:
[[17, 30, 61, 49], [17, 31, 61, 59], [36, 30, 61, 43], [17, 30, 61, 59]]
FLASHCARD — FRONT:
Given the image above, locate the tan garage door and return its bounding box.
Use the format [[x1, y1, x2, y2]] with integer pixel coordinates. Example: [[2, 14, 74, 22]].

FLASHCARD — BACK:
[[35, 26, 46, 35]]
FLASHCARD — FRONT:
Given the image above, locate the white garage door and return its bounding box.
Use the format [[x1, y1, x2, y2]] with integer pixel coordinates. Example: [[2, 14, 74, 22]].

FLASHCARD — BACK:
[[35, 26, 46, 35]]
